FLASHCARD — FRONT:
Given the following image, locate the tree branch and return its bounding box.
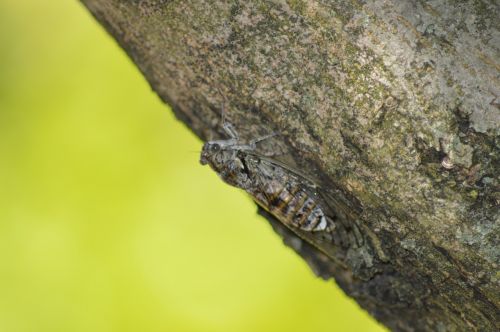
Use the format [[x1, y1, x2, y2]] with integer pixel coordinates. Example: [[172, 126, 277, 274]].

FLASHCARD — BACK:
[[80, 1, 499, 330]]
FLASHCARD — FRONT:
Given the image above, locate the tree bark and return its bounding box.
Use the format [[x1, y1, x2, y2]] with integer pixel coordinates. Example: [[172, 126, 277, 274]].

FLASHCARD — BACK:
[[80, 1, 499, 331]]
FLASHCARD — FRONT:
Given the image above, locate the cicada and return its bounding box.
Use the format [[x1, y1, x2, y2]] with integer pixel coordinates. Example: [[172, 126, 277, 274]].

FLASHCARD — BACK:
[[200, 120, 365, 263], [200, 118, 372, 274]]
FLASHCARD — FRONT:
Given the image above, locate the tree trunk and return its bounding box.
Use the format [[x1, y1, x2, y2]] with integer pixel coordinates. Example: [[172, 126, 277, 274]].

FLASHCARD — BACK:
[[80, 1, 499, 331]]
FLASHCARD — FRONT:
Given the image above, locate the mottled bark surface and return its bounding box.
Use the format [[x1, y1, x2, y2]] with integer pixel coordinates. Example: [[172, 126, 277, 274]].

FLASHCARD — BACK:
[[80, 1, 499, 331]]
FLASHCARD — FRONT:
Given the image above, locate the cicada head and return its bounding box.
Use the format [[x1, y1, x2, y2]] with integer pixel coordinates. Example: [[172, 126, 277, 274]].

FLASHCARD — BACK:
[[200, 141, 226, 169]]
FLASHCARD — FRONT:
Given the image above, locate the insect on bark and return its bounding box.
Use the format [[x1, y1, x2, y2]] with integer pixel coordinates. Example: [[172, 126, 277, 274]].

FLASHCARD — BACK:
[[200, 120, 333, 233]]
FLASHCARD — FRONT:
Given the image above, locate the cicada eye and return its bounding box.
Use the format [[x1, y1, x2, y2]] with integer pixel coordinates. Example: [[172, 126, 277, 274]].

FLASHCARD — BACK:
[[213, 144, 221, 152]]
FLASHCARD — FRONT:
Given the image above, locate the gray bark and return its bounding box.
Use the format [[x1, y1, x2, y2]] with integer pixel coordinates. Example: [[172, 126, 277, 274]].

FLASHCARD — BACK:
[[80, 1, 499, 331]]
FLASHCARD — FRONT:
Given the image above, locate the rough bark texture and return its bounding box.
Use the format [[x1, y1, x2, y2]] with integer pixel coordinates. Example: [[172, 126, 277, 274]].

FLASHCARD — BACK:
[[80, 1, 499, 331]]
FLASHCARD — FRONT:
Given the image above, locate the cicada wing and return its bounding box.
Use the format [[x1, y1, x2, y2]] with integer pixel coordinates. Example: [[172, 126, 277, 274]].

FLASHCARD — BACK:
[[241, 151, 364, 262], [318, 188, 365, 248]]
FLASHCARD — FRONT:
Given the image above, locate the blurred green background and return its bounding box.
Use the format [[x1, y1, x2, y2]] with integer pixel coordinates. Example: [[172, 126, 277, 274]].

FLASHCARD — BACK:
[[0, 1, 386, 331]]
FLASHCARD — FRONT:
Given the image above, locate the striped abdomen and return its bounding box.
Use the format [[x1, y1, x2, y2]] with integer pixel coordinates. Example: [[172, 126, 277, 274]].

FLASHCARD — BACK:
[[253, 180, 328, 232]]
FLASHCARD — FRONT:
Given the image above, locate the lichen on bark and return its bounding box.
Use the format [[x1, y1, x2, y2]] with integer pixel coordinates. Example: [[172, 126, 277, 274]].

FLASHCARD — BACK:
[[81, 1, 499, 331]]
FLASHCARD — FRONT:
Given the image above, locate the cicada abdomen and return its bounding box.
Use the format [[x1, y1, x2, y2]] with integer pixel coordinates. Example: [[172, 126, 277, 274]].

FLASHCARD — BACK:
[[251, 179, 329, 232]]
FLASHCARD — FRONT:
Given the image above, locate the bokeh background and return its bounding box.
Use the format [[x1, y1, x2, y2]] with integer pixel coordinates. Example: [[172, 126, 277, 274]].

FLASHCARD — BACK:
[[0, 1, 386, 331]]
